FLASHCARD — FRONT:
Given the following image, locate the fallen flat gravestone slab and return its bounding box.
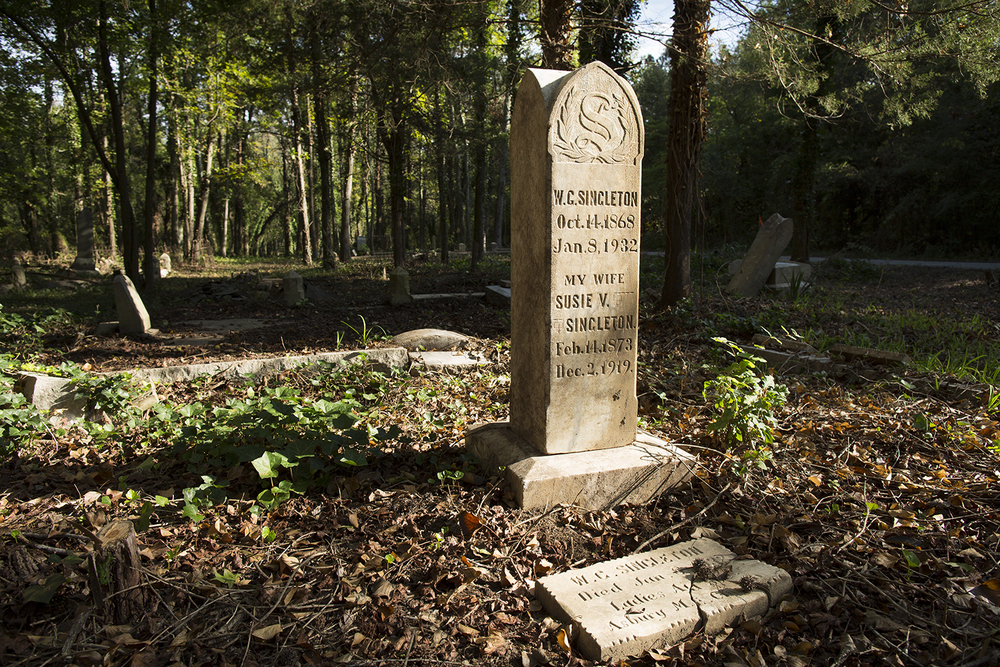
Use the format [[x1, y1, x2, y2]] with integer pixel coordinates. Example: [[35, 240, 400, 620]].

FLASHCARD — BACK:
[[484, 285, 511, 307], [536, 538, 792, 661], [829, 343, 911, 366]]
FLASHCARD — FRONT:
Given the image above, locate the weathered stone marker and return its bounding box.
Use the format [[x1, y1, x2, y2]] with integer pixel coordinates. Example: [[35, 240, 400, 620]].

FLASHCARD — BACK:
[[113, 274, 151, 335], [467, 62, 693, 510], [71, 207, 97, 273], [284, 271, 305, 306], [536, 539, 793, 661], [510, 61, 642, 454], [725, 214, 794, 297]]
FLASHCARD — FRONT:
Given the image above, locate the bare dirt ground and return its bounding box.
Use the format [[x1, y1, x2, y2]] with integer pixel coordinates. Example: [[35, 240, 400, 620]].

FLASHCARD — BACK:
[[1, 255, 998, 667]]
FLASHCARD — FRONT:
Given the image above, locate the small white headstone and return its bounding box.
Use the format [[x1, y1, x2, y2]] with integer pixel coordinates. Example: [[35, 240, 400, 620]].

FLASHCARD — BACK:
[[159, 252, 172, 278]]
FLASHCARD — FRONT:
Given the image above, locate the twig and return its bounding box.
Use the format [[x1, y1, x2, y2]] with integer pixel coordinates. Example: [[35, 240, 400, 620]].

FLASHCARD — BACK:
[[634, 482, 733, 553], [61, 605, 93, 659], [402, 631, 416, 667], [20, 540, 76, 558], [19, 531, 91, 543]]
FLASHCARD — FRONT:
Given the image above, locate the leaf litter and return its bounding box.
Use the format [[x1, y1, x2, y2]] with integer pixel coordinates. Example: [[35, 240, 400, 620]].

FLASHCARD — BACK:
[[0, 260, 998, 666]]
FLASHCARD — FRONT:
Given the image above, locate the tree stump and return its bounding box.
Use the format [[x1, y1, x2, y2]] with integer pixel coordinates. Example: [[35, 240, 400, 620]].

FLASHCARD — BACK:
[[89, 521, 146, 626]]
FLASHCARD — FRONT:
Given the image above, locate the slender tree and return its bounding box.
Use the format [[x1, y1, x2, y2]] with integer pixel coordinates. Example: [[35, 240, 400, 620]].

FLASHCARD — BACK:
[[657, 0, 710, 308]]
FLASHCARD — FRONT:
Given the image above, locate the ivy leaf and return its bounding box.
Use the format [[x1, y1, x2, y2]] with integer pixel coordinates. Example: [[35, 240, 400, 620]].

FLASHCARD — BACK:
[[251, 451, 296, 479], [24, 574, 66, 604]]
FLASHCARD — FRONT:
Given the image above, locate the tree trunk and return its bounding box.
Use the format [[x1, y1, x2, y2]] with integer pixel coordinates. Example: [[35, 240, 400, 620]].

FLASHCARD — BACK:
[[540, 0, 575, 69], [379, 106, 407, 268], [340, 78, 357, 262], [281, 138, 293, 257], [98, 0, 140, 281], [305, 93, 317, 262], [789, 14, 838, 263], [658, 0, 710, 309], [232, 126, 246, 257], [374, 152, 385, 253], [436, 88, 449, 264], [166, 102, 181, 249], [104, 135, 117, 257], [294, 111, 313, 265], [89, 521, 145, 627], [142, 0, 160, 289], [315, 83, 334, 262], [193, 133, 215, 262]]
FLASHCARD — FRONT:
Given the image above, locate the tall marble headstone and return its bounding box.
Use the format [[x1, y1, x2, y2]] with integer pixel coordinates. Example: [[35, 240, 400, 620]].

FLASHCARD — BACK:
[[511, 61, 642, 455], [71, 207, 96, 272], [466, 63, 692, 511]]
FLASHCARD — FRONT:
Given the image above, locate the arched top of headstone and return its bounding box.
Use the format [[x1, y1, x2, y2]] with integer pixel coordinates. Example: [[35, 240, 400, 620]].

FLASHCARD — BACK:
[[548, 61, 643, 166]]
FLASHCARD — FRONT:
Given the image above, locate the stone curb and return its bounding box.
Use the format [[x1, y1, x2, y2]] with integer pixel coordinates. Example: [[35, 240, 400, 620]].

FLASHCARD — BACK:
[[18, 347, 493, 424], [122, 348, 411, 383]]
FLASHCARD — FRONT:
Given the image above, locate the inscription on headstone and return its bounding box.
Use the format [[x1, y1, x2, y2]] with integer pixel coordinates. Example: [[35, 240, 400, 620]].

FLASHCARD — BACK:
[[511, 62, 643, 455], [536, 539, 793, 661]]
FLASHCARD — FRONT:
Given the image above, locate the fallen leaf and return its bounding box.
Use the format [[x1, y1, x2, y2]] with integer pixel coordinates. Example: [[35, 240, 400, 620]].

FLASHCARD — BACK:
[[556, 628, 572, 653], [970, 579, 1000, 606], [251, 623, 283, 641], [457, 623, 479, 636], [371, 578, 394, 597]]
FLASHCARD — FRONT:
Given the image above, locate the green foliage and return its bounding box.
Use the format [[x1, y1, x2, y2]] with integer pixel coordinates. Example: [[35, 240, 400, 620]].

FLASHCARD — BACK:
[[341, 316, 386, 347], [703, 339, 789, 468], [144, 361, 402, 518], [0, 382, 47, 460], [71, 372, 147, 433]]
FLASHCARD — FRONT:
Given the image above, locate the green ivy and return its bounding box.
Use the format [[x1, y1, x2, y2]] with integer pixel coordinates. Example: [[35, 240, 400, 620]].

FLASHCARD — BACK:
[[703, 338, 789, 471]]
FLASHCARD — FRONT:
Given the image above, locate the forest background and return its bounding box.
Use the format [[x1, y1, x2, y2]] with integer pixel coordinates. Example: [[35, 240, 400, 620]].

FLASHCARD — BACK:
[[0, 0, 998, 290]]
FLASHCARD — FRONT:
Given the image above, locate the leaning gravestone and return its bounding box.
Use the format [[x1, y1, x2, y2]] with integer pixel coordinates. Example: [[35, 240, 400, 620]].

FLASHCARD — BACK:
[[113, 274, 150, 335], [725, 214, 794, 297], [71, 207, 97, 272], [466, 62, 693, 510]]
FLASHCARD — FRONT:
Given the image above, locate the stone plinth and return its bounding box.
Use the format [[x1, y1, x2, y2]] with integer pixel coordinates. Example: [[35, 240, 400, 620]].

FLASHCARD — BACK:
[[510, 62, 643, 455], [484, 285, 511, 307], [536, 538, 793, 661], [768, 260, 812, 287], [467, 424, 693, 510]]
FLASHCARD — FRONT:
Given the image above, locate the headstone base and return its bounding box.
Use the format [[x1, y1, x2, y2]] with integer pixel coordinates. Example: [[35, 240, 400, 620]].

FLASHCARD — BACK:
[[466, 423, 694, 510], [71, 257, 97, 272]]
